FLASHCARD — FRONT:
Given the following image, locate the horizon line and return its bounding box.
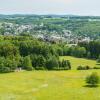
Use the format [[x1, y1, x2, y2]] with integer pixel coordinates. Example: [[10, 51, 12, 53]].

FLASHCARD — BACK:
[[0, 13, 100, 17]]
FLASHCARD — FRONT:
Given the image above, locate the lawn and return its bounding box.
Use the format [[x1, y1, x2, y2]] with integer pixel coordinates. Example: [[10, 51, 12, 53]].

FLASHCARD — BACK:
[[0, 56, 100, 100]]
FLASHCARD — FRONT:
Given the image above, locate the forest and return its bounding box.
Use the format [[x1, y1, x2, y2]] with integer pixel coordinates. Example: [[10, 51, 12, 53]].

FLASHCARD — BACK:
[[0, 35, 99, 73], [0, 35, 71, 73]]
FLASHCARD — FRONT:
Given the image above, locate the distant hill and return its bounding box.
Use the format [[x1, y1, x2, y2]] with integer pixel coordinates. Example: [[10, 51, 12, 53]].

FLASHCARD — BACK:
[[0, 14, 100, 40]]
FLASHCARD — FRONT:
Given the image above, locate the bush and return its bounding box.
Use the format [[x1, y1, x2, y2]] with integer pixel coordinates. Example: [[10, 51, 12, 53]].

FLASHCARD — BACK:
[[97, 55, 100, 63], [26, 66, 33, 71], [93, 66, 100, 69], [35, 66, 45, 70], [97, 59, 100, 63], [85, 66, 90, 70], [61, 60, 71, 70], [77, 65, 90, 70], [0, 67, 11, 73], [77, 66, 83, 70], [86, 72, 100, 87]]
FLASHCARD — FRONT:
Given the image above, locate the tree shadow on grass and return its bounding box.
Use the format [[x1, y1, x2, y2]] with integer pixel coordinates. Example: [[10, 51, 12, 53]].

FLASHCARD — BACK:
[[83, 85, 99, 88], [96, 63, 100, 65]]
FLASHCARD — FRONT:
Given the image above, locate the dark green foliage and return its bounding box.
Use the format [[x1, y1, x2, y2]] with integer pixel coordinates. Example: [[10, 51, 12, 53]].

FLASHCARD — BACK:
[[0, 57, 17, 73], [32, 55, 46, 70], [77, 65, 90, 70], [0, 35, 99, 73], [78, 40, 100, 59], [0, 36, 72, 72], [67, 60, 71, 70], [61, 60, 71, 70], [0, 67, 11, 73], [46, 56, 59, 70], [63, 40, 100, 59], [85, 66, 90, 70], [0, 42, 19, 57], [97, 55, 100, 63], [71, 46, 86, 58], [86, 72, 100, 86], [36, 55, 46, 68], [97, 59, 100, 63], [21, 56, 33, 71], [93, 66, 100, 69], [87, 52, 91, 59], [77, 66, 83, 70]]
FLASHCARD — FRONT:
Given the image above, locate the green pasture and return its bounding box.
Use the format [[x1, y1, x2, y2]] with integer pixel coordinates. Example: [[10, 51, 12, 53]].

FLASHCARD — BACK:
[[60, 56, 98, 69], [0, 56, 100, 100]]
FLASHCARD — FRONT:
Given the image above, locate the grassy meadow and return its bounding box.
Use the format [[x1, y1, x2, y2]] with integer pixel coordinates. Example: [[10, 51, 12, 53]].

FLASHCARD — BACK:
[[60, 56, 98, 69], [0, 56, 100, 100]]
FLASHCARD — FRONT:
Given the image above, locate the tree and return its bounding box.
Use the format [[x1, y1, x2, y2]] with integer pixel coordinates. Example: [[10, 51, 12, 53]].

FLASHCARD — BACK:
[[63, 46, 71, 56], [5, 58, 17, 71], [0, 43, 19, 58], [67, 60, 71, 70], [22, 56, 33, 71], [87, 52, 91, 59], [61, 60, 71, 70], [71, 46, 86, 58], [97, 55, 100, 63], [46, 56, 59, 70], [0, 57, 8, 73], [86, 72, 99, 87], [0, 57, 17, 73], [37, 55, 46, 67]]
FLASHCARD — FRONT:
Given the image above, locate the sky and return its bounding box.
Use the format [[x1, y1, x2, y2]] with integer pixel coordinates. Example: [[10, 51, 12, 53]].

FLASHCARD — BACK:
[[0, 0, 100, 16]]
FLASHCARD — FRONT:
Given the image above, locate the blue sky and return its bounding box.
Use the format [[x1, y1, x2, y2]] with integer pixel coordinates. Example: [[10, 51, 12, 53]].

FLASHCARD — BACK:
[[0, 0, 100, 15]]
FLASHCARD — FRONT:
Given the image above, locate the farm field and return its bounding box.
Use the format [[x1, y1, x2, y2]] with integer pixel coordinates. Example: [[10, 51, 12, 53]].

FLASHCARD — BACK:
[[0, 56, 100, 100]]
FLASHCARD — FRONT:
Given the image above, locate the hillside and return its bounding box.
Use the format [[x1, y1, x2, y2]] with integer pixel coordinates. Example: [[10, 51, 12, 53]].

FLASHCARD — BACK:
[[0, 69, 100, 100], [60, 56, 97, 69], [0, 56, 99, 100], [0, 15, 100, 43]]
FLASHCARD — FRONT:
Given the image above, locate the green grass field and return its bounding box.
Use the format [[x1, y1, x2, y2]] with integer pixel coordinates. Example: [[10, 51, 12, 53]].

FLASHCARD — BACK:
[[0, 56, 100, 100]]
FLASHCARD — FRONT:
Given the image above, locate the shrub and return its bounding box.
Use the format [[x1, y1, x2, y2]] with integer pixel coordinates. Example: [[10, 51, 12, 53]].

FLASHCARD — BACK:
[[97, 59, 100, 63], [86, 72, 100, 87], [61, 60, 71, 70], [85, 66, 90, 70], [0, 67, 11, 73], [93, 66, 100, 69], [97, 55, 100, 63], [77, 66, 83, 70], [77, 65, 90, 70], [35, 66, 45, 70], [26, 66, 33, 71]]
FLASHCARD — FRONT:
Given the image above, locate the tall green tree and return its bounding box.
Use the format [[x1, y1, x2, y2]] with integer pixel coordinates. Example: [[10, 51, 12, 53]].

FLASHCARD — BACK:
[[22, 56, 33, 71]]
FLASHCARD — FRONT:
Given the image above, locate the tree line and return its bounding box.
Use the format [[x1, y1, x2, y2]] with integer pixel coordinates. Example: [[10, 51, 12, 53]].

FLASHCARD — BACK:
[[63, 40, 100, 59], [0, 35, 99, 73], [0, 36, 71, 73]]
